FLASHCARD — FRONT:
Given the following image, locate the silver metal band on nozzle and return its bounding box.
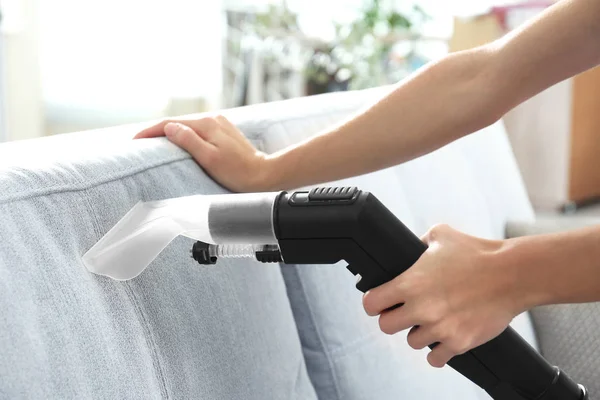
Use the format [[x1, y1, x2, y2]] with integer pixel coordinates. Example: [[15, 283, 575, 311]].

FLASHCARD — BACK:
[[207, 192, 280, 244]]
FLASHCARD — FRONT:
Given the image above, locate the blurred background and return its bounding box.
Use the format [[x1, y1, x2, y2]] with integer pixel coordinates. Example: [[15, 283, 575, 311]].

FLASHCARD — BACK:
[[1, 0, 599, 214]]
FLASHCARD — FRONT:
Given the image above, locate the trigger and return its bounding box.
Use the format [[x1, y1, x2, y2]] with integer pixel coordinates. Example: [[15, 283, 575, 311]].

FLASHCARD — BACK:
[[346, 263, 358, 276]]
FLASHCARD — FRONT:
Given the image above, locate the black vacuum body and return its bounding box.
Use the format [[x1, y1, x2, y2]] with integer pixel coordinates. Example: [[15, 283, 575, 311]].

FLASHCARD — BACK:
[[192, 187, 588, 400]]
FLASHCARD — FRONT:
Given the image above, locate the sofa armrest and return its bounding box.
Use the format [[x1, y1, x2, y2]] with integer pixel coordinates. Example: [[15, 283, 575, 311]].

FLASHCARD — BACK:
[[505, 216, 600, 238]]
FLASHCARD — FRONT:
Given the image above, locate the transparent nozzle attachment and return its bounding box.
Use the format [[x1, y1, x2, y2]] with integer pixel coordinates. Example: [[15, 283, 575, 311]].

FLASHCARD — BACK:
[[82, 192, 280, 280]]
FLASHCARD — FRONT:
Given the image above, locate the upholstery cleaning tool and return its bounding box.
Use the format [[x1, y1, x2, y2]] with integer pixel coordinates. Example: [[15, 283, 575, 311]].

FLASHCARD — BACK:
[[83, 186, 588, 400]]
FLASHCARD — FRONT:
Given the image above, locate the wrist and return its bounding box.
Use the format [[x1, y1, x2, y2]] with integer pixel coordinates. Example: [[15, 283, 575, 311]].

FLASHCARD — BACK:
[[255, 152, 291, 192], [260, 143, 311, 191], [494, 237, 550, 313]]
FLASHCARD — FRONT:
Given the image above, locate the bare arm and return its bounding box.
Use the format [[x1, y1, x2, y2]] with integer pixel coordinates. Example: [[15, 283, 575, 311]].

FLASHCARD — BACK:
[[136, 0, 600, 192], [265, 0, 600, 190], [506, 224, 600, 307]]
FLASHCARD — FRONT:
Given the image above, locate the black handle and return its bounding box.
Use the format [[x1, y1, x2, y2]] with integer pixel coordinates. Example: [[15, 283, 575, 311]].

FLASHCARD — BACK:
[[275, 188, 587, 400]]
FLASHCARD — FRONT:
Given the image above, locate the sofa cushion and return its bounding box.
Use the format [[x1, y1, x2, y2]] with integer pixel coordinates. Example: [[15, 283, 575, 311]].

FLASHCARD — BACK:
[[254, 89, 539, 399], [0, 131, 316, 399]]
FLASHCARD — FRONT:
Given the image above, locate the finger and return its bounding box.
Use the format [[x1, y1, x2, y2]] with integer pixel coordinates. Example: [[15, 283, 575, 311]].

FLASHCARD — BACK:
[[427, 343, 456, 368], [214, 114, 235, 132], [164, 123, 216, 162], [185, 117, 223, 143], [134, 117, 220, 142], [134, 120, 172, 139], [377, 305, 418, 335], [134, 118, 197, 139], [406, 326, 438, 350], [362, 278, 407, 316], [215, 115, 246, 139]]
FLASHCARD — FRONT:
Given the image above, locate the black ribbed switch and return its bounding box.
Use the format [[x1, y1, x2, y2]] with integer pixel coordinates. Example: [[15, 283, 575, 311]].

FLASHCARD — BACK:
[[308, 186, 358, 201]]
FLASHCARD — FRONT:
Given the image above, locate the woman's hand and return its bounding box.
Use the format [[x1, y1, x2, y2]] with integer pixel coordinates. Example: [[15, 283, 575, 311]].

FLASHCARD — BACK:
[[362, 224, 529, 368], [134, 116, 271, 192]]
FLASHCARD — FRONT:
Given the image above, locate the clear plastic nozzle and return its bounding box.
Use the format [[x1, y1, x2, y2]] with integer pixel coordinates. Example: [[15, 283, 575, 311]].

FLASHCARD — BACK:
[[83, 192, 280, 280]]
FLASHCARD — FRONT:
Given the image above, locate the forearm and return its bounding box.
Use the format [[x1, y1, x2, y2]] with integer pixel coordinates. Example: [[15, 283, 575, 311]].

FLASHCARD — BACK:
[[262, 0, 600, 191], [263, 48, 500, 190], [504, 225, 600, 310]]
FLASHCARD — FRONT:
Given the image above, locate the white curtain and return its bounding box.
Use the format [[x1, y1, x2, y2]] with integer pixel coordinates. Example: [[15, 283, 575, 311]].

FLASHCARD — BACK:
[[39, 0, 223, 125]]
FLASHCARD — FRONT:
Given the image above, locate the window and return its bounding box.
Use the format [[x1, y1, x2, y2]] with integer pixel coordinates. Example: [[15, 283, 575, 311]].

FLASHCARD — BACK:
[[39, 0, 223, 126]]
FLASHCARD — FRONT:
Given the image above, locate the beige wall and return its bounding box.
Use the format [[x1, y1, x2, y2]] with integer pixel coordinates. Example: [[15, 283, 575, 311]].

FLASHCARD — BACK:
[[2, 0, 44, 141], [503, 80, 573, 210]]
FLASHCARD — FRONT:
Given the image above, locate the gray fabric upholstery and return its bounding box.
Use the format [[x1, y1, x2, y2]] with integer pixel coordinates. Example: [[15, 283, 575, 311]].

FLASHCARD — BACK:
[[531, 304, 600, 397], [0, 134, 316, 399], [506, 217, 600, 238]]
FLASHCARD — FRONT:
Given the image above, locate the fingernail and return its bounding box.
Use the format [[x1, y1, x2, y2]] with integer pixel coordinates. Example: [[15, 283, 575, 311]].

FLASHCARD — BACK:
[[164, 123, 179, 137]]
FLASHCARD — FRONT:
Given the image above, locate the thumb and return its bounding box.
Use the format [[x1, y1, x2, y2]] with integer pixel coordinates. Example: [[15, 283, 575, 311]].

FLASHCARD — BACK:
[[164, 122, 215, 162]]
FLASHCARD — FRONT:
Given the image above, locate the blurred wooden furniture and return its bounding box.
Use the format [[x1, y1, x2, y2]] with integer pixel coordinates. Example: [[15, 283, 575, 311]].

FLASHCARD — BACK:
[[568, 66, 600, 205]]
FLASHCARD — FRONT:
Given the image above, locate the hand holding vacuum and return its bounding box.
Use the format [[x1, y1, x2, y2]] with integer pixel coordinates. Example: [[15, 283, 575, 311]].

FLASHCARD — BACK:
[[362, 223, 522, 369], [186, 187, 587, 400]]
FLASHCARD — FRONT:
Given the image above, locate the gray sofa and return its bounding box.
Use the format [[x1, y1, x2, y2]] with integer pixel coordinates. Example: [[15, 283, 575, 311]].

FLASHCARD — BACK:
[[0, 88, 596, 399]]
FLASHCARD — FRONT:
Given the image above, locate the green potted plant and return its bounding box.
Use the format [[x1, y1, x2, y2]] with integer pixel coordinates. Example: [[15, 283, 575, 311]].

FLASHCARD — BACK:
[[305, 0, 428, 94], [304, 45, 353, 95]]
